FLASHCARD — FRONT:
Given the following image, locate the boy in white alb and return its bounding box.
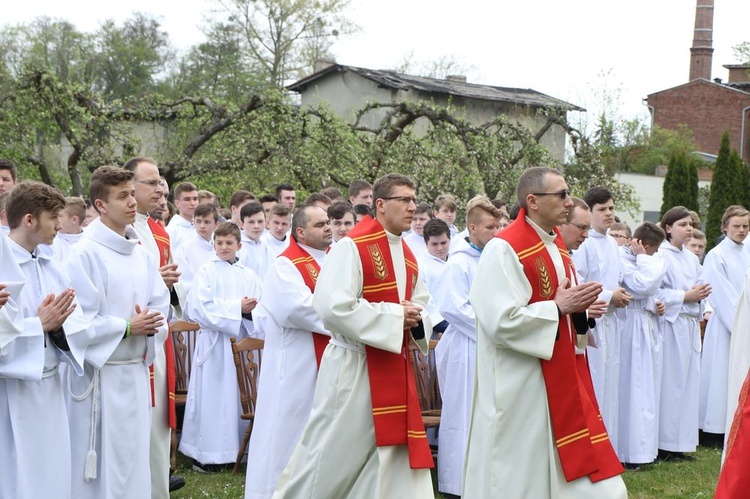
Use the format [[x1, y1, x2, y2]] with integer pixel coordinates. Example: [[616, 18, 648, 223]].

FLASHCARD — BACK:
[[166, 182, 199, 249], [1, 181, 89, 499], [64, 166, 170, 498], [262, 204, 292, 257], [174, 203, 219, 300], [180, 222, 263, 471], [238, 202, 272, 280], [416, 218, 451, 337], [50, 196, 86, 262]]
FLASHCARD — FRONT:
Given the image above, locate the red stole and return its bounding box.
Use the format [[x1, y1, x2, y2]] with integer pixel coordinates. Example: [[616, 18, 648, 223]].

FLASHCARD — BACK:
[[147, 217, 177, 430], [348, 215, 433, 469], [498, 208, 622, 482], [716, 367, 750, 498], [278, 237, 329, 368]]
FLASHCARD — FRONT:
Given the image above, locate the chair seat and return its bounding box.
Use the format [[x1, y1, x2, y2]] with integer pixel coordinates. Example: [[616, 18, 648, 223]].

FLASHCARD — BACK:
[[422, 409, 441, 417], [422, 415, 441, 428], [240, 412, 255, 421]]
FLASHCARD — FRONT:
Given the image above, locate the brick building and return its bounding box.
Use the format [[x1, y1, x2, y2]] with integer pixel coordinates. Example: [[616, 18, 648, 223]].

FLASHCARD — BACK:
[[646, 0, 750, 163]]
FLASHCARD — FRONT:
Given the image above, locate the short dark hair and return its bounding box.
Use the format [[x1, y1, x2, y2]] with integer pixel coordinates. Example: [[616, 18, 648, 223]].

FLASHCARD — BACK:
[[229, 190, 255, 208], [433, 194, 457, 212], [372, 173, 415, 205], [584, 186, 614, 209], [173, 182, 198, 200], [194, 203, 219, 221], [660, 206, 691, 241], [516, 167, 563, 208], [353, 204, 373, 217], [304, 192, 332, 207], [240, 202, 264, 221], [348, 179, 372, 199], [567, 197, 589, 222], [259, 194, 278, 204], [328, 200, 355, 221], [291, 205, 324, 242], [275, 183, 295, 199], [321, 186, 343, 201], [508, 202, 521, 220], [122, 156, 158, 173], [64, 196, 87, 223], [213, 221, 241, 243], [0, 159, 18, 182], [90, 166, 134, 213], [633, 221, 665, 248], [270, 204, 291, 218], [6, 180, 66, 229], [423, 218, 450, 243], [415, 202, 433, 217]]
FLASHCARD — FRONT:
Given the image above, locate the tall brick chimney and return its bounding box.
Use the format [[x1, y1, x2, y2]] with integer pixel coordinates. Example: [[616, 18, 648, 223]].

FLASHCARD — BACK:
[[689, 0, 714, 81]]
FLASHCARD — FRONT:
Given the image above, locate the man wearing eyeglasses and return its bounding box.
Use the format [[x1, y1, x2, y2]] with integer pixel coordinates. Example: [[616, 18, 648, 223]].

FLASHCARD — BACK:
[[274, 173, 434, 497], [123, 157, 184, 496], [571, 187, 632, 461], [464, 167, 626, 498]]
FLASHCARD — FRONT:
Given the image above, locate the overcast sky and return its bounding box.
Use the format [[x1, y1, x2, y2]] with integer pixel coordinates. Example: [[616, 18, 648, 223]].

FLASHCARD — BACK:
[[6, 0, 750, 128]]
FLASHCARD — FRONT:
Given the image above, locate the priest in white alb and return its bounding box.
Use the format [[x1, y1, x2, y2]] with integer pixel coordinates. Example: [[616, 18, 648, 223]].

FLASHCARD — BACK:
[[274, 173, 434, 498], [463, 167, 626, 498], [245, 205, 332, 499]]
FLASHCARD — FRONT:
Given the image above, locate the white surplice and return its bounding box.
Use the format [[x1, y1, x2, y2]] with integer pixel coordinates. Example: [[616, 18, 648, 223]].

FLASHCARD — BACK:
[[699, 237, 750, 433], [0, 230, 24, 350], [435, 237, 480, 495], [655, 240, 703, 452], [617, 247, 667, 464], [179, 256, 262, 464], [463, 222, 626, 498], [64, 218, 170, 499], [0, 239, 89, 499], [173, 232, 215, 298], [572, 229, 624, 455], [239, 233, 273, 281], [133, 212, 172, 499], [262, 232, 290, 258], [166, 214, 194, 250], [274, 233, 434, 499], [403, 231, 428, 259], [50, 231, 84, 263], [245, 244, 328, 499], [416, 253, 445, 326]]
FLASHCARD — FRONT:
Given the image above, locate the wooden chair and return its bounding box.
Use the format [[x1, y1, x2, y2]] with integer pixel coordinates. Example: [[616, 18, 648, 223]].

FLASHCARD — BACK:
[[230, 336, 264, 474], [409, 339, 441, 428], [169, 320, 200, 470]]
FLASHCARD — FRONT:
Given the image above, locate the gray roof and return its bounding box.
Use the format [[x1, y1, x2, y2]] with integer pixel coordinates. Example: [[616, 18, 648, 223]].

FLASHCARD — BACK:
[[287, 64, 584, 111]]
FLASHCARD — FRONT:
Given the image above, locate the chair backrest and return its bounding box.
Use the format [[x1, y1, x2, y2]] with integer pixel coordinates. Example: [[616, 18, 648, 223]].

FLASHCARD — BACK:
[[427, 339, 441, 411], [171, 320, 200, 394], [230, 337, 265, 417]]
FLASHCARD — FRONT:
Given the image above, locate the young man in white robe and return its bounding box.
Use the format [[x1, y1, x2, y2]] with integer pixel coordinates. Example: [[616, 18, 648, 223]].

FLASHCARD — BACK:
[[124, 157, 186, 496], [166, 182, 199, 249], [180, 221, 263, 471], [463, 167, 626, 498], [435, 196, 501, 498], [274, 173, 434, 498], [328, 200, 356, 246], [571, 186, 632, 457], [699, 206, 750, 446], [416, 218, 451, 337], [0, 229, 24, 351], [50, 196, 86, 262], [1, 181, 89, 499], [655, 206, 712, 461], [245, 205, 332, 499], [238, 202, 272, 280], [64, 166, 170, 498], [617, 222, 668, 468], [403, 202, 432, 258], [262, 204, 292, 257], [174, 203, 219, 300]]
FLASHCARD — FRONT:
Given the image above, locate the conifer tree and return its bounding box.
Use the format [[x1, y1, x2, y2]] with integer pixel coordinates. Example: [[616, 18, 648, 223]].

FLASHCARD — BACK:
[[660, 153, 676, 218], [687, 156, 700, 213], [706, 132, 743, 249]]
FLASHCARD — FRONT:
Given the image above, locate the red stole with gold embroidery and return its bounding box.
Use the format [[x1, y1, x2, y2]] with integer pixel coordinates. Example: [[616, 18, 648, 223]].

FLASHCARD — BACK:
[[498, 208, 623, 482], [279, 237, 329, 369], [147, 217, 177, 430], [348, 215, 433, 469]]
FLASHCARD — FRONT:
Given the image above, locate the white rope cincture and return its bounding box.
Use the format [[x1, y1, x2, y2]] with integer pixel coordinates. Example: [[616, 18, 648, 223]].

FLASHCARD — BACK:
[[68, 366, 100, 481]]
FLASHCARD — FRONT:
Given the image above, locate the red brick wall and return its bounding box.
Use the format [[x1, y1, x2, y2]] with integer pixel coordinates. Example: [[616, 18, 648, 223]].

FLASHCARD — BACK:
[[648, 80, 750, 163]]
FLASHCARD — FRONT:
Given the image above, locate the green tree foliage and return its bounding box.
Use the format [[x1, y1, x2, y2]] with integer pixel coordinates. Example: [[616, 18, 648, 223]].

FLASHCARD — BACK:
[[660, 153, 676, 217], [706, 132, 744, 248], [660, 152, 700, 217]]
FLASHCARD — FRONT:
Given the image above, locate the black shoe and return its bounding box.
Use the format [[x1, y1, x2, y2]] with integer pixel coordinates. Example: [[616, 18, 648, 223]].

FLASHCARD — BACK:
[[622, 462, 642, 471], [657, 450, 694, 462], [191, 460, 224, 473], [169, 474, 186, 492]]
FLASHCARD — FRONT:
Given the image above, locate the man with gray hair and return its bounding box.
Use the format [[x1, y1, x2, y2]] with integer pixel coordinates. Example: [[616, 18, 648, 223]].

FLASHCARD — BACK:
[[463, 167, 626, 498]]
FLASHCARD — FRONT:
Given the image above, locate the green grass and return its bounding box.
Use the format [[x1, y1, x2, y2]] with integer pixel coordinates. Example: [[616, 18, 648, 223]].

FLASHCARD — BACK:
[[171, 446, 723, 498]]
